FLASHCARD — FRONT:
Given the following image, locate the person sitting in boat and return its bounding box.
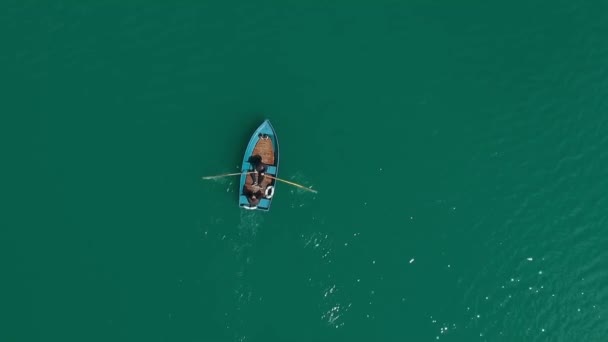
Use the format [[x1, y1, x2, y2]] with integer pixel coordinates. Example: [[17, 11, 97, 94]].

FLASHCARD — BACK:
[[249, 155, 267, 186], [245, 188, 264, 206], [249, 194, 260, 206]]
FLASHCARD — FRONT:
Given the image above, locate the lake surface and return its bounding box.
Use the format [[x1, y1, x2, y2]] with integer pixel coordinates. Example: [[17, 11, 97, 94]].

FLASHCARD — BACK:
[[3, 1, 608, 341]]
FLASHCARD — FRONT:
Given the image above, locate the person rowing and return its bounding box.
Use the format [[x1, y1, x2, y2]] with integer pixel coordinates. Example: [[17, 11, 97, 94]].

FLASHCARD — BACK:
[[245, 187, 263, 206], [249, 155, 267, 186]]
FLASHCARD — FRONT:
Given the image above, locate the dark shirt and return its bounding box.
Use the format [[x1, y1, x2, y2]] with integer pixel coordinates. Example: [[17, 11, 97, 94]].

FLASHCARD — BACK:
[[255, 163, 267, 173]]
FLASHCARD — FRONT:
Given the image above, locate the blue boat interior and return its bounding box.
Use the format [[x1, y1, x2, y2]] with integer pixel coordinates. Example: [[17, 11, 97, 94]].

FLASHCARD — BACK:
[[238, 120, 279, 211]]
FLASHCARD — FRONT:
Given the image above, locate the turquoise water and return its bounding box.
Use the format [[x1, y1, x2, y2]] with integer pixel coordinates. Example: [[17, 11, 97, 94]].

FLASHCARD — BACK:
[[3, 2, 608, 341]]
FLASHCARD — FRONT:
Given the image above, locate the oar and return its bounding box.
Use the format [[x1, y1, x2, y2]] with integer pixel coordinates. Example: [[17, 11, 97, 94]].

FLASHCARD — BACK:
[[264, 174, 318, 193], [202, 171, 252, 180]]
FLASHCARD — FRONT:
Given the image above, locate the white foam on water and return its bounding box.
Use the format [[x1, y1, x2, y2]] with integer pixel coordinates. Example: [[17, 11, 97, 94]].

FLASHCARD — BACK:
[[229, 210, 264, 341]]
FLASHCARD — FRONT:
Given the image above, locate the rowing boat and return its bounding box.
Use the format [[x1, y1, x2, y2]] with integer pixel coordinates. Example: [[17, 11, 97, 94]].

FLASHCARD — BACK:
[[238, 120, 279, 211]]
